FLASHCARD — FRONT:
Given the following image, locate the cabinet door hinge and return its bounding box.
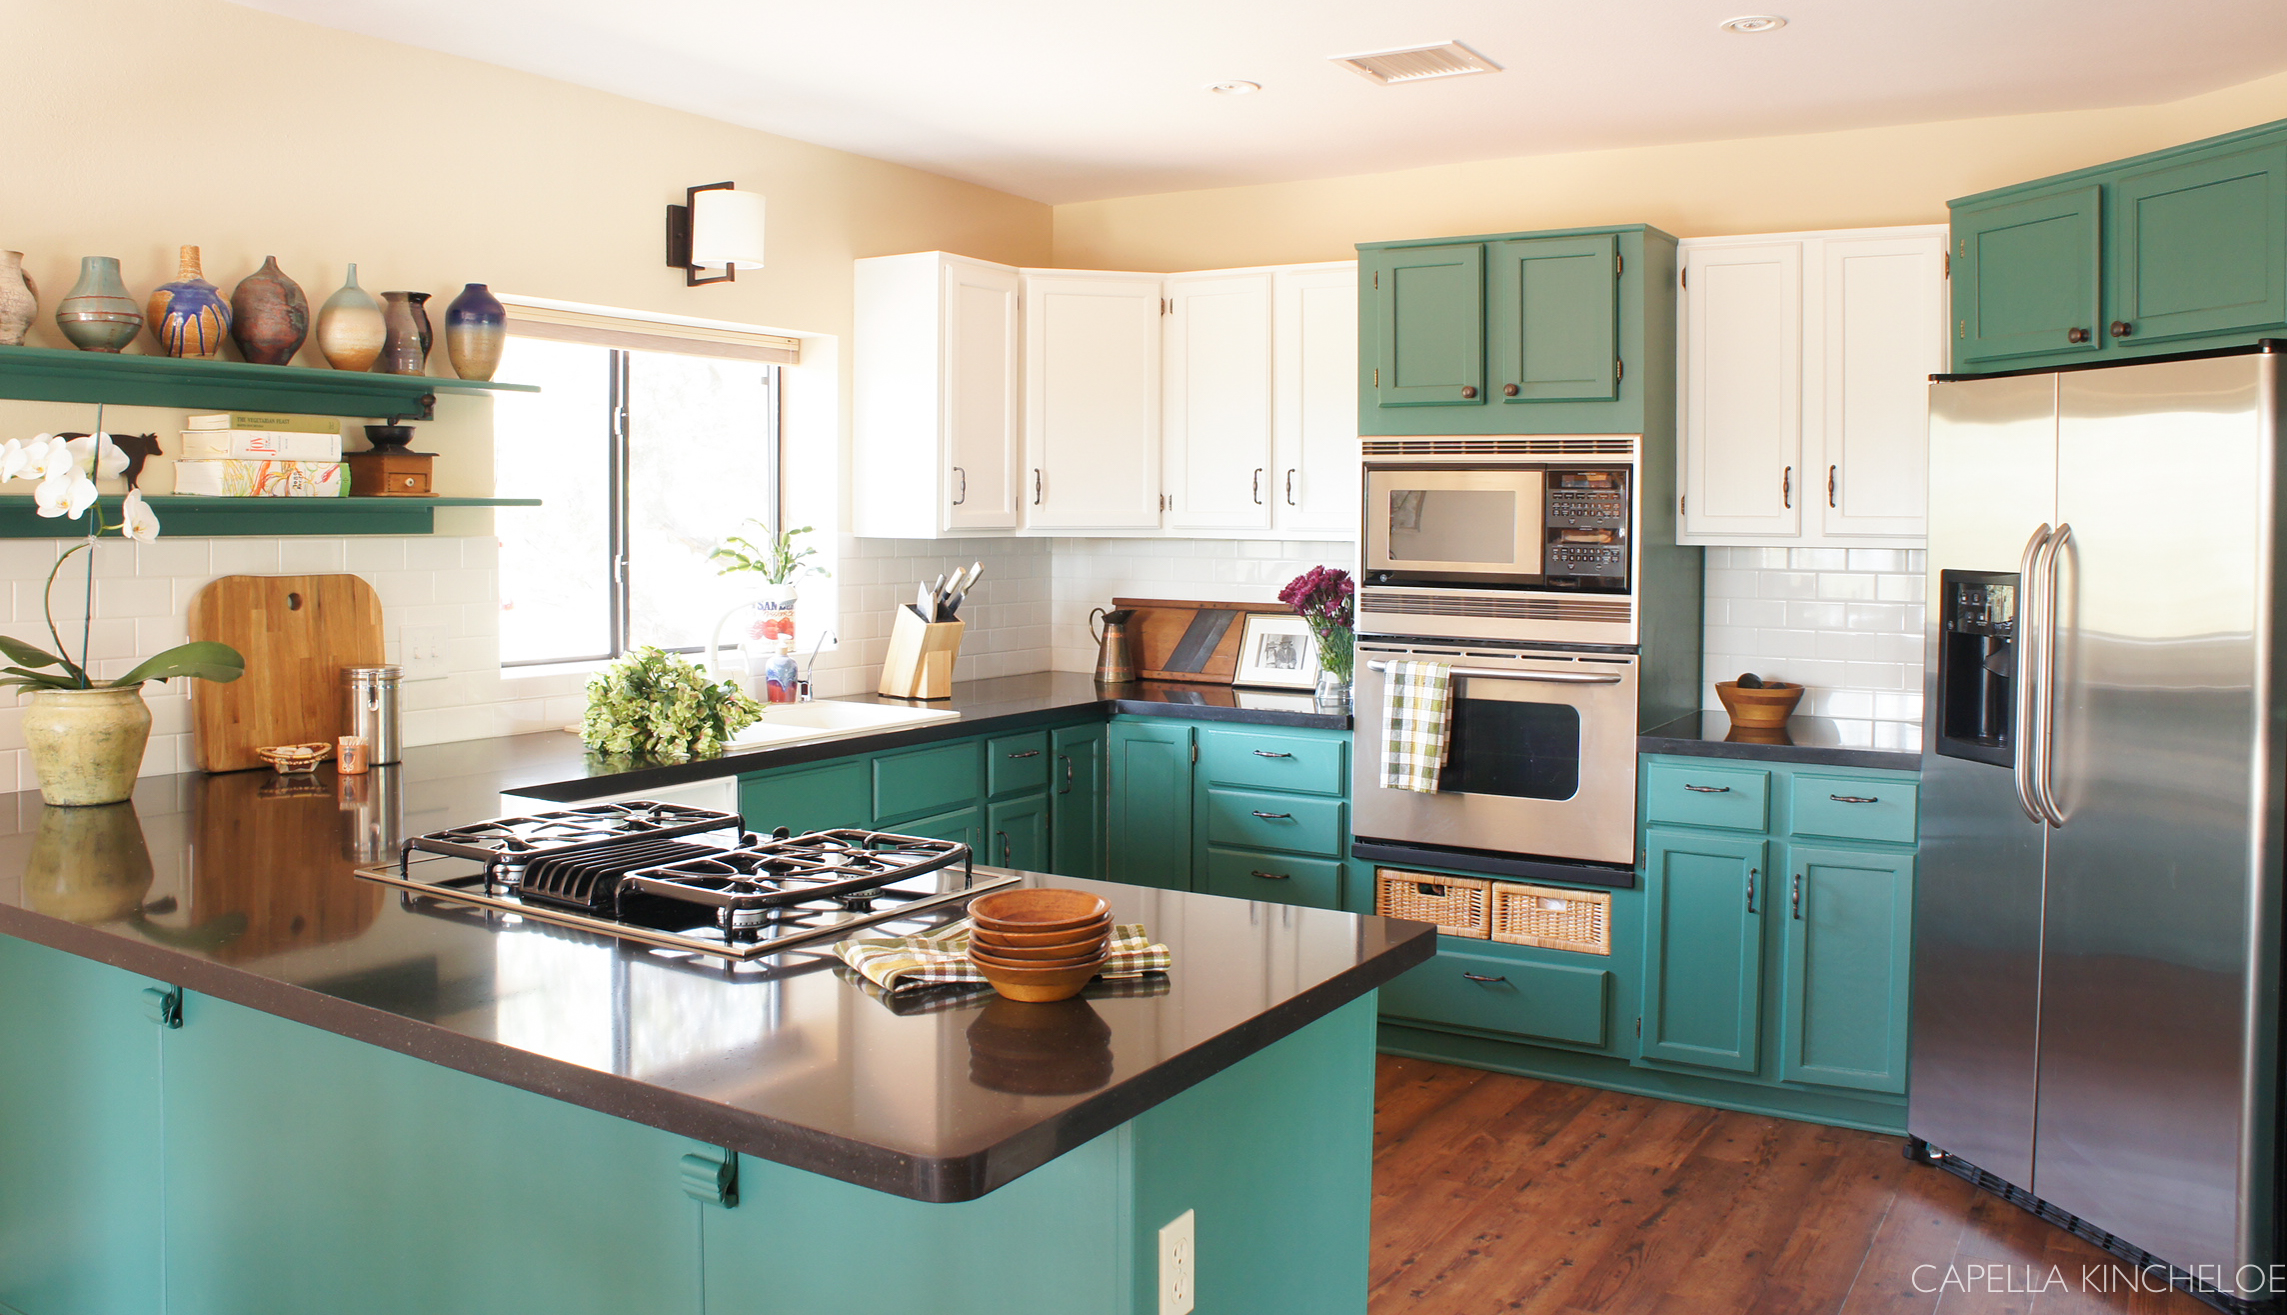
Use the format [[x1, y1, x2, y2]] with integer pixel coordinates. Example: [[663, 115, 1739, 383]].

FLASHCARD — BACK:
[[1615, 357, 1624, 383], [142, 986, 182, 1030], [1162, 297, 1172, 315], [1680, 267, 1687, 289], [1373, 270, 1379, 289], [1635, 1016, 1642, 1039], [1616, 253, 1624, 276], [1679, 494, 1686, 517], [1190, 741, 1199, 764], [680, 1148, 740, 1208], [1942, 252, 1950, 278], [1373, 367, 1381, 388]]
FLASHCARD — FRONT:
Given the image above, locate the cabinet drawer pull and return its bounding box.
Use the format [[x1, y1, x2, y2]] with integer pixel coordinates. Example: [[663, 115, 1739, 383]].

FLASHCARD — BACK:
[[996, 831, 1010, 865], [1251, 810, 1293, 821], [1032, 468, 1042, 504], [1683, 784, 1731, 793], [1252, 749, 1294, 759], [1828, 464, 1837, 508], [1828, 794, 1878, 804], [1746, 868, 1759, 914], [1058, 753, 1073, 794], [1461, 971, 1507, 984], [1249, 869, 1290, 881], [1783, 465, 1792, 509], [1005, 750, 1041, 759], [1285, 468, 1297, 506], [1253, 468, 1264, 504], [1792, 871, 1803, 920], [951, 465, 967, 505]]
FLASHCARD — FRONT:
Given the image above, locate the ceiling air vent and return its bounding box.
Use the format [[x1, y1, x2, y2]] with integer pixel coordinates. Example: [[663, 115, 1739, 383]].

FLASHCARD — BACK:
[[1331, 41, 1502, 86]]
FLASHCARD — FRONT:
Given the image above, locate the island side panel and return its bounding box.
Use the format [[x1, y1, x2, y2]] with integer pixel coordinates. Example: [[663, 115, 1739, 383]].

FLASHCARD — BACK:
[[0, 936, 167, 1315]]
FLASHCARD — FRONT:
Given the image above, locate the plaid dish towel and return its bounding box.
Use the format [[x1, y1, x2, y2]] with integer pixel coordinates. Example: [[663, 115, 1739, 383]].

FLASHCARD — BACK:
[[834, 919, 1170, 994], [1380, 659, 1453, 793]]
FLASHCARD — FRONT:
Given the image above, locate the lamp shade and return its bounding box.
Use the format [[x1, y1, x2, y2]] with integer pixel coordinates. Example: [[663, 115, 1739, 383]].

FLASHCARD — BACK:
[[690, 189, 766, 270]]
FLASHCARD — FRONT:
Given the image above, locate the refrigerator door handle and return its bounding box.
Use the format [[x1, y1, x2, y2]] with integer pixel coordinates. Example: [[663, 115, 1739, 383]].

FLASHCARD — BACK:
[[2033, 522, 2073, 827], [2012, 524, 2053, 825]]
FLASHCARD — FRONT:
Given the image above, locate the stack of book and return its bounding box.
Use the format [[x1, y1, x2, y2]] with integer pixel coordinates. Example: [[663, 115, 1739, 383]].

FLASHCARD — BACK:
[[173, 413, 347, 498]]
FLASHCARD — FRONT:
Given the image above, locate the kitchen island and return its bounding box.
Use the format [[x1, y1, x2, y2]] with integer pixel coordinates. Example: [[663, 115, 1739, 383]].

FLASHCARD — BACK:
[[0, 733, 1427, 1315]]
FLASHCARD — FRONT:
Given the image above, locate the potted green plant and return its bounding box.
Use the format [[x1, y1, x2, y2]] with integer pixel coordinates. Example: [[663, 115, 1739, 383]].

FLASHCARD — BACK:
[[1, 430, 245, 805], [708, 520, 828, 652]]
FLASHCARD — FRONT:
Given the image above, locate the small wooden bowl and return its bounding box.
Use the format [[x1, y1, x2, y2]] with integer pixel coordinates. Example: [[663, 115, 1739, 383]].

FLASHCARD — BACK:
[[972, 915, 1112, 949], [969, 888, 1110, 936], [970, 953, 1107, 1004], [972, 945, 1105, 972], [1715, 681, 1805, 728], [970, 931, 1111, 962]]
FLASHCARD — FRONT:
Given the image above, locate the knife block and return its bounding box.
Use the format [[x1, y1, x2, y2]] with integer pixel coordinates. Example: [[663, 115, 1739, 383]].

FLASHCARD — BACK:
[[878, 609, 963, 699]]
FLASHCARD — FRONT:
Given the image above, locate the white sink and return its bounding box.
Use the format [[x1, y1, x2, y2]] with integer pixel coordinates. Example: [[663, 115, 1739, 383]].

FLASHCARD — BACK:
[[729, 700, 961, 749]]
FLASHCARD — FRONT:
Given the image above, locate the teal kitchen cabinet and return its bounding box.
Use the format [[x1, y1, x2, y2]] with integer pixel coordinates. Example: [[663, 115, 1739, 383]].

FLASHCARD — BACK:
[[1950, 185, 2103, 364], [1357, 224, 1676, 436], [1488, 232, 1619, 403], [0, 938, 166, 1315], [1107, 718, 1197, 890], [1050, 723, 1106, 878], [1639, 829, 1768, 1074], [892, 803, 984, 852], [739, 757, 872, 835], [1362, 241, 1484, 408], [1378, 940, 1612, 1051], [986, 790, 1050, 870], [1778, 844, 1915, 1095], [2110, 136, 2287, 347], [874, 740, 984, 824]]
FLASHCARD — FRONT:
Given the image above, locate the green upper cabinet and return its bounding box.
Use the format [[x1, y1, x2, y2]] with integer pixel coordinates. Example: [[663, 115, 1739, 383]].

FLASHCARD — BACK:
[[1488, 233, 1619, 403], [1778, 845, 1914, 1095], [2110, 138, 2287, 347], [1952, 184, 2103, 364], [1108, 719, 1196, 890], [1364, 242, 1485, 408], [1639, 828, 1767, 1074], [1358, 225, 1673, 436]]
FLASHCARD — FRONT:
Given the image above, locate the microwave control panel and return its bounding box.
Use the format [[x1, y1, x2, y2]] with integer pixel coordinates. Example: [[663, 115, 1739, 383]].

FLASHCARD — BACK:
[[1544, 468, 1629, 585]]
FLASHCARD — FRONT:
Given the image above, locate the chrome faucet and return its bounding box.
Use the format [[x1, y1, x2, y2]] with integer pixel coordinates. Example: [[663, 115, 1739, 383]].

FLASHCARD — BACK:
[[796, 629, 837, 701]]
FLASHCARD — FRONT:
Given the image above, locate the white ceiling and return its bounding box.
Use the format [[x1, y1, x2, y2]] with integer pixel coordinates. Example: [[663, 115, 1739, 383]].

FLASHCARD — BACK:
[[232, 0, 2287, 204]]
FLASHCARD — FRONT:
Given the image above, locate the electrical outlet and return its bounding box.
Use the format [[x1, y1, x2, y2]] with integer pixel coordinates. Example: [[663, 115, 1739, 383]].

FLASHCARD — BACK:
[[401, 625, 450, 682], [1159, 1209, 1195, 1315]]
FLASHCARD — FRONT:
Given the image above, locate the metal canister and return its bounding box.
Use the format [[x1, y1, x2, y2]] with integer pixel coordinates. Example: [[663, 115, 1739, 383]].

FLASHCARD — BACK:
[[341, 665, 404, 766]]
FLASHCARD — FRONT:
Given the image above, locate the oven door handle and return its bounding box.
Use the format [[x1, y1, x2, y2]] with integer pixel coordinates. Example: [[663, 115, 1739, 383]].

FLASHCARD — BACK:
[[1365, 661, 1623, 685]]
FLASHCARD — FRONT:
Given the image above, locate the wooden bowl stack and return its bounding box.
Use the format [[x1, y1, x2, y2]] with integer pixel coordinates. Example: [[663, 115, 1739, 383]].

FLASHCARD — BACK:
[[967, 888, 1113, 1003]]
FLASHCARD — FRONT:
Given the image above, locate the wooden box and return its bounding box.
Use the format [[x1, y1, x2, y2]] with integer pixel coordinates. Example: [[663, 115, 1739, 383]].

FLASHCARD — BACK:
[[346, 449, 434, 497]]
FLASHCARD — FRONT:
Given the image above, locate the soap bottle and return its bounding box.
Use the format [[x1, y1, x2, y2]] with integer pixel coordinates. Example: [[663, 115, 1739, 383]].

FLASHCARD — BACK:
[[762, 641, 800, 704]]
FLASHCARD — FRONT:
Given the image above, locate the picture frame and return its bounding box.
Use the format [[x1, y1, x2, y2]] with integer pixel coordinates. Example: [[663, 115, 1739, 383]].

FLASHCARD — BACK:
[[1233, 613, 1322, 690]]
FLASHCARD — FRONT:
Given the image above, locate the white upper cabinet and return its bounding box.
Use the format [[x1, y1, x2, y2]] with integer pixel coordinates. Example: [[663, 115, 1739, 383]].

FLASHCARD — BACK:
[[1022, 271, 1165, 531], [1271, 263, 1359, 535], [853, 252, 1021, 536], [1163, 272, 1273, 530], [1678, 226, 1947, 547]]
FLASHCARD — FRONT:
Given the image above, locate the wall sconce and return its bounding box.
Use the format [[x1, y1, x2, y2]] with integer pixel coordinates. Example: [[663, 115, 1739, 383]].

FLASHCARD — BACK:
[[665, 182, 766, 286]]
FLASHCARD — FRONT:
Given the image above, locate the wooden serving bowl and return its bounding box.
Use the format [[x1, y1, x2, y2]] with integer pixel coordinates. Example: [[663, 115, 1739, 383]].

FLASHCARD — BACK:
[[969, 952, 1107, 1004], [971, 945, 1105, 972], [970, 931, 1112, 962], [969, 888, 1110, 936], [1715, 681, 1804, 729], [972, 915, 1112, 949]]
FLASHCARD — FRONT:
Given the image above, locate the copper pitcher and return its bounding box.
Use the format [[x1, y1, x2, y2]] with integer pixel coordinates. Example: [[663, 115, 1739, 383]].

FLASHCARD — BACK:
[[1090, 607, 1138, 684]]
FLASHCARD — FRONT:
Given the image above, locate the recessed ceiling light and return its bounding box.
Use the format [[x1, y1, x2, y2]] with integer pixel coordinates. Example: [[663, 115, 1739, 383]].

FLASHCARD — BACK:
[[1330, 41, 1503, 86], [1718, 14, 1788, 33], [1207, 81, 1262, 95]]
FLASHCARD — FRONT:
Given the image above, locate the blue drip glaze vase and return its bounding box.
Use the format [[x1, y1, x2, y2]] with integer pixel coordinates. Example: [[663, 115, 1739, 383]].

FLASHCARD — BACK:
[[146, 245, 231, 360], [444, 283, 506, 381]]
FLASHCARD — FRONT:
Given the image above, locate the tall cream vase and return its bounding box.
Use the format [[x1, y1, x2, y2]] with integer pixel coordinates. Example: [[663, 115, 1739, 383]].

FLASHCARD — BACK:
[[23, 683, 151, 806]]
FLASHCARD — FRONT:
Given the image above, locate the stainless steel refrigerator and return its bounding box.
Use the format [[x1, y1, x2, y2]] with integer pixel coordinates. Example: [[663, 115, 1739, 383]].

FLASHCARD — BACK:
[[1914, 345, 2285, 1305]]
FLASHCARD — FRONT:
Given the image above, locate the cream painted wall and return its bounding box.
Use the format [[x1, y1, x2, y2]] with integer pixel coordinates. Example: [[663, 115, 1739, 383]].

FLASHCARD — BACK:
[[1051, 69, 2287, 270]]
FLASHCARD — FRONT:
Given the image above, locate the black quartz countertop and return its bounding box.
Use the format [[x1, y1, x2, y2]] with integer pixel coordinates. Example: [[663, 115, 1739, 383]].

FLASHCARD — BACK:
[[0, 737, 1422, 1204], [1639, 711, 1922, 772]]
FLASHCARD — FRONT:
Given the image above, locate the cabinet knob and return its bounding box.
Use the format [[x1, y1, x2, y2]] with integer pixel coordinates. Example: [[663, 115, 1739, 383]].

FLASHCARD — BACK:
[[1502, 383, 1519, 397], [2067, 327, 2091, 344], [1460, 385, 1478, 399], [2109, 320, 2133, 339]]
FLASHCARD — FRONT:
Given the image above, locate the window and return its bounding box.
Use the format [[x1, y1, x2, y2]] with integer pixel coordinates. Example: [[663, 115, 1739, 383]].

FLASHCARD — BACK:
[[493, 336, 783, 666]]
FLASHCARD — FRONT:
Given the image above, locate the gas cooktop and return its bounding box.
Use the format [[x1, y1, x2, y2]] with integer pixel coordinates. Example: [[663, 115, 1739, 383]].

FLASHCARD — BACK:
[[354, 802, 1017, 961]]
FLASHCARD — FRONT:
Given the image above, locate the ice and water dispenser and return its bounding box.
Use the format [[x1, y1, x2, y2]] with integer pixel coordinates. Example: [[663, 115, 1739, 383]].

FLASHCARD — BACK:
[[1934, 571, 2018, 767]]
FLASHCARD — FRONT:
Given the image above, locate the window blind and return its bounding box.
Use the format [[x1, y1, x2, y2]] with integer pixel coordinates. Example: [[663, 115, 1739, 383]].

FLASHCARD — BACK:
[[499, 301, 800, 364]]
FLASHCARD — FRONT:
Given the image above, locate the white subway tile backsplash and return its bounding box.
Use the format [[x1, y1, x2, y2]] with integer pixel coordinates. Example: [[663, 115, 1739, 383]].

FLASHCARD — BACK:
[[1702, 549, 1924, 733]]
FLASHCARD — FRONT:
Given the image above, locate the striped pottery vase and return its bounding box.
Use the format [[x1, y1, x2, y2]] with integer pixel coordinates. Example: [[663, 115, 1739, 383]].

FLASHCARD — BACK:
[[55, 256, 143, 352], [146, 245, 231, 359]]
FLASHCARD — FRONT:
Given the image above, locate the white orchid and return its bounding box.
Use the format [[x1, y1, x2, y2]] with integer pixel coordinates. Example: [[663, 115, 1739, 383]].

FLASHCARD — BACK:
[[65, 432, 128, 479], [27, 434, 76, 481], [120, 488, 160, 542], [34, 470, 97, 520], [0, 438, 31, 483]]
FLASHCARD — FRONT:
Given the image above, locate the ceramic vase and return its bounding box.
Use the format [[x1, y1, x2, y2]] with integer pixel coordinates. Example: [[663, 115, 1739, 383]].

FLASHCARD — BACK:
[[22, 801, 153, 924], [444, 282, 506, 380], [228, 256, 308, 365], [23, 685, 152, 807], [315, 263, 386, 371], [0, 251, 37, 347], [55, 256, 143, 352], [378, 290, 430, 375], [146, 245, 231, 359]]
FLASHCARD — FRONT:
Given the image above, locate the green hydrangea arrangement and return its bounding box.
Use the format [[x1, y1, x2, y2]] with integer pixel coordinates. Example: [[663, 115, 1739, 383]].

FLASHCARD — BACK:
[[582, 646, 764, 762]]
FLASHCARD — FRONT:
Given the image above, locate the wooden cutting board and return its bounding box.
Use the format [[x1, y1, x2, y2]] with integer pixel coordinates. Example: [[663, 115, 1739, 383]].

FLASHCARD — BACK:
[[188, 574, 386, 773], [1113, 597, 1286, 684]]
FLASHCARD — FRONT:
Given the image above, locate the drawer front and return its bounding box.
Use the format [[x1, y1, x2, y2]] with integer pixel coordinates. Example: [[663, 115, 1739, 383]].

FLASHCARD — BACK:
[[986, 731, 1051, 797], [1643, 762, 1771, 832], [1791, 774, 1919, 845], [873, 740, 982, 821], [1203, 847, 1343, 910], [1197, 727, 1345, 795], [1382, 944, 1610, 1048], [1204, 787, 1345, 857]]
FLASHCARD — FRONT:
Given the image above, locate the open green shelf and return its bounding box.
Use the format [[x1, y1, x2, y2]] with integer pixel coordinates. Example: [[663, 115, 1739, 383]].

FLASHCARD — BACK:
[[0, 345, 538, 421], [0, 494, 542, 538]]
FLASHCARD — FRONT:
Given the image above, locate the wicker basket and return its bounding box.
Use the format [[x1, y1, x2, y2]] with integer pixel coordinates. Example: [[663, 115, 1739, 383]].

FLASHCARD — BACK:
[[1375, 869, 1491, 938], [1491, 882, 1612, 956]]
